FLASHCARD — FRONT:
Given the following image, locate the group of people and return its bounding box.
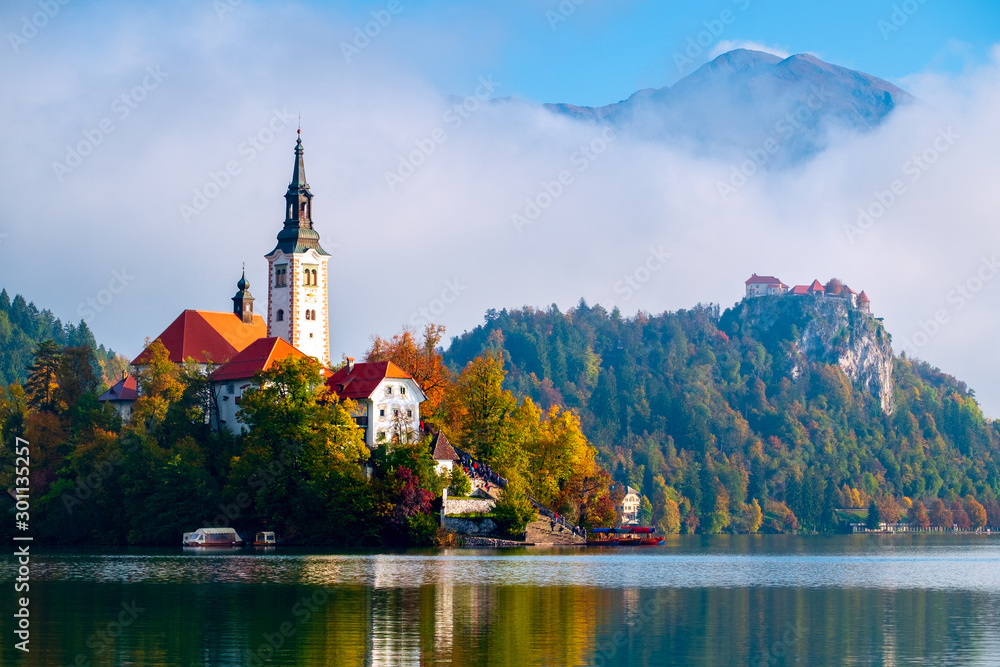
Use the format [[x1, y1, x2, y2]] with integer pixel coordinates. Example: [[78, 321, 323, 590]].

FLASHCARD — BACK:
[[457, 452, 507, 494]]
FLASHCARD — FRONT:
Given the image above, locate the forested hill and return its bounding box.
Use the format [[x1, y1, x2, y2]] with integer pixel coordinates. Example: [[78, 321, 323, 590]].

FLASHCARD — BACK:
[[0, 288, 126, 387], [444, 297, 1000, 532]]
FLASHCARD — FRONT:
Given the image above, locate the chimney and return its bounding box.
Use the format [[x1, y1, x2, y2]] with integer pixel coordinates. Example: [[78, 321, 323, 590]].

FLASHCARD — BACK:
[[346, 357, 355, 372]]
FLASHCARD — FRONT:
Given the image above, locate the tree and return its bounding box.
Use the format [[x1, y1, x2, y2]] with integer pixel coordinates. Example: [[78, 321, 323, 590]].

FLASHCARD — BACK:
[[929, 498, 953, 529], [130, 339, 184, 434], [493, 478, 538, 538], [738, 499, 764, 533], [908, 501, 930, 529], [638, 495, 653, 526], [455, 352, 517, 463], [964, 497, 987, 530], [876, 496, 902, 525], [658, 498, 681, 534], [866, 500, 881, 530], [25, 340, 61, 412], [449, 465, 472, 497], [951, 500, 971, 530]]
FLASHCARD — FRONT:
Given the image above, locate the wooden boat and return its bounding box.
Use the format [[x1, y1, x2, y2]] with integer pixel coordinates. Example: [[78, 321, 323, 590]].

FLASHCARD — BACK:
[[622, 527, 663, 546], [183, 527, 244, 547], [253, 531, 276, 547], [640, 537, 665, 545], [587, 528, 620, 546]]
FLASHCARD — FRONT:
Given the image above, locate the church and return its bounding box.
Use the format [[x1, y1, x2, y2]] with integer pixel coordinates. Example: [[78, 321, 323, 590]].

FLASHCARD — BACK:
[[102, 132, 424, 438]]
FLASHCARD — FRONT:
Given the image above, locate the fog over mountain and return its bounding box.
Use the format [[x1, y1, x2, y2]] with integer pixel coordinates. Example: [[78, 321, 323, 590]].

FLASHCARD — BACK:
[[0, 4, 997, 415]]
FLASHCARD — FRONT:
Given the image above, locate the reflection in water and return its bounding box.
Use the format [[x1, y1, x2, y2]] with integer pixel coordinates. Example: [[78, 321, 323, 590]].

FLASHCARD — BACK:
[[3, 537, 1000, 666]]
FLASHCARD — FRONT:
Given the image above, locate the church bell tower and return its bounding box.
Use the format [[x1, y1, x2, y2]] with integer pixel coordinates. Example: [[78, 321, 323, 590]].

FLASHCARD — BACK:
[[265, 131, 331, 366]]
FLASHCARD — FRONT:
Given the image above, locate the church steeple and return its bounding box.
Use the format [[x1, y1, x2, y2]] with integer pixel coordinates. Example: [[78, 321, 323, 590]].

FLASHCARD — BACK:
[[271, 130, 328, 256], [232, 266, 255, 324]]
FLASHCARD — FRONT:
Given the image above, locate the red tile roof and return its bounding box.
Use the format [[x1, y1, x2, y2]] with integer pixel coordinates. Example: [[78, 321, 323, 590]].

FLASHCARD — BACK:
[[858, 290, 871, 303], [211, 337, 308, 382], [745, 273, 785, 285], [132, 310, 266, 366], [327, 361, 416, 400], [789, 285, 810, 295], [98, 375, 138, 402], [431, 432, 458, 461], [808, 280, 825, 291]]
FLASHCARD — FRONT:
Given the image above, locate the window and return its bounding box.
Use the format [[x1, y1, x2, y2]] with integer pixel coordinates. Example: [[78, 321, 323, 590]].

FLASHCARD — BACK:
[[377, 431, 386, 442], [302, 266, 318, 286], [385, 386, 393, 395], [312, 269, 318, 285], [379, 409, 385, 417], [406, 409, 413, 419], [393, 409, 399, 417], [300, 201, 307, 213], [277, 309, 284, 322], [227, 383, 234, 395], [275, 265, 287, 287], [305, 310, 311, 321], [400, 386, 406, 396]]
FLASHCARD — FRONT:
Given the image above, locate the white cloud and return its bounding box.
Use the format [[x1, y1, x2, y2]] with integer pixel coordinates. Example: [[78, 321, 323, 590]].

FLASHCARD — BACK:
[[1, 5, 998, 417]]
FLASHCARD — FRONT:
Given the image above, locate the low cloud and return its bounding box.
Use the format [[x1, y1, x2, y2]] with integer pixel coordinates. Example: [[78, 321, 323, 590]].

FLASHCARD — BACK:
[[1, 5, 998, 416]]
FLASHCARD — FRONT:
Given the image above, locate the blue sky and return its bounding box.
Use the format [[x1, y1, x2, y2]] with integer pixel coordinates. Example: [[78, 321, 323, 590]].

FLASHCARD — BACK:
[[320, 0, 1000, 105]]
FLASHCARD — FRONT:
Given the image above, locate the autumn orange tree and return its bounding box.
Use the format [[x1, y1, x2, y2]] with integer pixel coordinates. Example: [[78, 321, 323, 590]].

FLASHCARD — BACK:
[[365, 324, 453, 429]]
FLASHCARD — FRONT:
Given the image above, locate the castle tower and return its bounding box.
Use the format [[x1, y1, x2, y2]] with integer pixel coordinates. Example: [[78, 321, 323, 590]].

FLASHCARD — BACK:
[[265, 131, 330, 366]]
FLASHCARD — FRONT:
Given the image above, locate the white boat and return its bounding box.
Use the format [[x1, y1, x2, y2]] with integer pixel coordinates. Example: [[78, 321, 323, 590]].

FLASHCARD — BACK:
[[253, 531, 276, 546], [182, 527, 244, 547]]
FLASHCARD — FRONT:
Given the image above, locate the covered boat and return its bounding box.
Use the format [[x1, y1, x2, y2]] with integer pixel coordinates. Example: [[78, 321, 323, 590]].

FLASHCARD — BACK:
[[253, 531, 276, 546], [183, 527, 244, 547], [586, 528, 620, 546]]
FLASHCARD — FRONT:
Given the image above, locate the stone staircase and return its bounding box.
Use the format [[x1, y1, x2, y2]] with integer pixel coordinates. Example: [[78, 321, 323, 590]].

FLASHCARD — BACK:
[[525, 518, 585, 545]]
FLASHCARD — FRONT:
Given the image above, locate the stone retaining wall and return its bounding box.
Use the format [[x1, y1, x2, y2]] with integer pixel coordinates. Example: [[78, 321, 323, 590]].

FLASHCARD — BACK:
[[444, 497, 495, 516], [461, 536, 528, 548], [443, 516, 498, 535]]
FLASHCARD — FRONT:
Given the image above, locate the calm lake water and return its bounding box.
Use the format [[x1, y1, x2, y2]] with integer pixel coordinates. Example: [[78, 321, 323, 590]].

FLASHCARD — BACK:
[[4, 535, 1000, 666]]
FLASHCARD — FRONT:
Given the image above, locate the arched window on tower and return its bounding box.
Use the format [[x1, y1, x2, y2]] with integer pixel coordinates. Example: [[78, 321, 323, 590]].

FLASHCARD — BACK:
[[311, 309, 317, 320], [311, 269, 318, 285], [300, 201, 307, 213], [277, 309, 284, 322]]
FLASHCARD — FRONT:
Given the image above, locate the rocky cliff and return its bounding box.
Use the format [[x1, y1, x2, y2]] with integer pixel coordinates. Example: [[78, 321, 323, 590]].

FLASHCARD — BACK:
[[730, 295, 895, 414]]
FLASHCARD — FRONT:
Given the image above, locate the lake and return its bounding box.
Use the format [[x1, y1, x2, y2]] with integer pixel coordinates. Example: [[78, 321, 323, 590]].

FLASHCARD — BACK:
[[4, 535, 1000, 665]]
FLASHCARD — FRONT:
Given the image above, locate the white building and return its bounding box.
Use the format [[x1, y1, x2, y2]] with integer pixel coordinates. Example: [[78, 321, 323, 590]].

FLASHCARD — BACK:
[[327, 360, 427, 448], [210, 336, 311, 432], [430, 432, 459, 475], [618, 486, 641, 525], [745, 273, 789, 297], [265, 130, 331, 367]]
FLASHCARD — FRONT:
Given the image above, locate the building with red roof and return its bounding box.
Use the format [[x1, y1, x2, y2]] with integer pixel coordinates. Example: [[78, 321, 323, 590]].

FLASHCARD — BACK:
[[211, 337, 312, 432], [327, 359, 427, 448], [745, 274, 789, 297], [98, 374, 139, 421]]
